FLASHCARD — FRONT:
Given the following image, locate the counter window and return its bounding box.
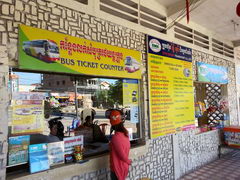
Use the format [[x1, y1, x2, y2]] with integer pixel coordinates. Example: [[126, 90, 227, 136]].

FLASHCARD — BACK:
[[7, 71, 143, 174]]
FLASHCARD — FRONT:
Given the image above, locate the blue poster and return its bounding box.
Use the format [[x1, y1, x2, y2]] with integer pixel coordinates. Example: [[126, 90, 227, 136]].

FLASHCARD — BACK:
[[148, 35, 192, 62], [197, 62, 228, 84], [29, 143, 49, 173], [8, 135, 30, 166]]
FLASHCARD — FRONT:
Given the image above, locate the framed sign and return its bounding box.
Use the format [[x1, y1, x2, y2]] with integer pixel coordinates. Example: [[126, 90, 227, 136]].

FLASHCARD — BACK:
[[19, 25, 141, 79], [148, 35, 195, 138]]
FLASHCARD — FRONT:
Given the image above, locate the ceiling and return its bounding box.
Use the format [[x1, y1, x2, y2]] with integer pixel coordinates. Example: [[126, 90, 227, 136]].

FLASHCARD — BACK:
[[155, 0, 240, 46]]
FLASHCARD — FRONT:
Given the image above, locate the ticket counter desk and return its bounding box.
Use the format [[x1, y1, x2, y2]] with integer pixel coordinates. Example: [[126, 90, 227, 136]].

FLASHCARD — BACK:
[[6, 142, 147, 180]]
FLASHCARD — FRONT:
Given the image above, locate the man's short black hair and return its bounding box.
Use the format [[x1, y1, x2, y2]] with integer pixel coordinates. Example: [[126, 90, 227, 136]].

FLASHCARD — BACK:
[[48, 117, 64, 140], [48, 117, 62, 129]]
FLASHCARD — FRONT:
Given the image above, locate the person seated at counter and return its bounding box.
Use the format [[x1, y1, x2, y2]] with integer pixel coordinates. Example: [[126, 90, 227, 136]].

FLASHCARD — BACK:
[[47, 117, 64, 143], [74, 116, 109, 144], [80, 108, 96, 124]]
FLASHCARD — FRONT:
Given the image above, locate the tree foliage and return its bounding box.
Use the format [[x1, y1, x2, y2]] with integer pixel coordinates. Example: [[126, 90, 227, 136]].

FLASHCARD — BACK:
[[96, 89, 108, 107], [107, 79, 123, 107]]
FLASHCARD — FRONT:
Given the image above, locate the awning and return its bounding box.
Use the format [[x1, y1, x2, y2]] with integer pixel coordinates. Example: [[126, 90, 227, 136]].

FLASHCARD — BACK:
[[56, 93, 70, 99], [51, 93, 59, 96], [57, 96, 69, 99], [69, 93, 82, 101], [50, 92, 82, 100]]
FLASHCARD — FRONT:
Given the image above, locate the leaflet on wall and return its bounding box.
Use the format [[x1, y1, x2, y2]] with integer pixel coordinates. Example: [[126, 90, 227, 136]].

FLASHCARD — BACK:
[[64, 135, 83, 155], [130, 106, 139, 123], [123, 79, 139, 106], [29, 143, 49, 173], [11, 92, 45, 135], [8, 135, 30, 166], [197, 62, 228, 84], [148, 35, 195, 138], [48, 141, 64, 166], [122, 79, 139, 123], [19, 25, 141, 79]]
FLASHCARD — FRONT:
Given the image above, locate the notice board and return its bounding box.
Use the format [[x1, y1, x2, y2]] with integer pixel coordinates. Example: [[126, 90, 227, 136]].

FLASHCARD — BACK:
[[148, 35, 195, 138]]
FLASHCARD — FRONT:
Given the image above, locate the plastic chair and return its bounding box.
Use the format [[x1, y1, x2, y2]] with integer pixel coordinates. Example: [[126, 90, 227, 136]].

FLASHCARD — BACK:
[[67, 117, 80, 136]]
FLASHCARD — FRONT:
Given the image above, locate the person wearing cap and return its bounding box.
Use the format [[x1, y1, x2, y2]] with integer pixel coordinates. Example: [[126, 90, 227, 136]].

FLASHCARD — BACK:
[[109, 110, 132, 180]]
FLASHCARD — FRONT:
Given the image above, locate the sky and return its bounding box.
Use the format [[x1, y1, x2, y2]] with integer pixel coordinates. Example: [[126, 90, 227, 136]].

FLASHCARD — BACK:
[[14, 72, 117, 85], [100, 78, 116, 84], [15, 72, 41, 85]]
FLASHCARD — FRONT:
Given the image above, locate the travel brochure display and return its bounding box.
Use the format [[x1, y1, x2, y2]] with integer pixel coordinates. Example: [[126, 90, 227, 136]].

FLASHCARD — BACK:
[[148, 35, 195, 138], [48, 141, 64, 166], [9, 138, 81, 171], [8, 135, 30, 166], [64, 135, 83, 155], [29, 143, 49, 173], [19, 25, 141, 80], [8, 135, 84, 171], [11, 92, 45, 135]]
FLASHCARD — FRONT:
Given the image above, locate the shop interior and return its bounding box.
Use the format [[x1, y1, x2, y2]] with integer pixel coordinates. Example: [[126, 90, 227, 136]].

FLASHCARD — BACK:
[[194, 82, 229, 132]]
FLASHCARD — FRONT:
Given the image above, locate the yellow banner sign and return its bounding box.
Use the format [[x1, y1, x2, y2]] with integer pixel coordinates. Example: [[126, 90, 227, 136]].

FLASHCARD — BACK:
[[148, 36, 195, 138], [19, 25, 142, 79]]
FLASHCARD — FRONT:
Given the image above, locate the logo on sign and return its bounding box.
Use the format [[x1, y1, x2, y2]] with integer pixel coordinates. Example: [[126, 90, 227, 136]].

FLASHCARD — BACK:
[[149, 39, 161, 52]]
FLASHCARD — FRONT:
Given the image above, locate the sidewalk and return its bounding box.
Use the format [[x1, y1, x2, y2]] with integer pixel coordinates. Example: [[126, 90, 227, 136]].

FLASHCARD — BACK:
[[179, 150, 240, 180]]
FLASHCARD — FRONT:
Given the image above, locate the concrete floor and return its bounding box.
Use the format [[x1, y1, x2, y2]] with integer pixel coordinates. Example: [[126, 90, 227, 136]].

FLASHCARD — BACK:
[[180, 150, 240, 180]]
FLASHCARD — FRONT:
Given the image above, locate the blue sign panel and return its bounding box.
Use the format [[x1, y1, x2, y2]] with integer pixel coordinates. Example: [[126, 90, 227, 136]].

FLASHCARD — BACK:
[[29, 143, 49, 173], [197, 62, 228, 84], [8, 135, 30, 166], [148, 35, 192, 62]]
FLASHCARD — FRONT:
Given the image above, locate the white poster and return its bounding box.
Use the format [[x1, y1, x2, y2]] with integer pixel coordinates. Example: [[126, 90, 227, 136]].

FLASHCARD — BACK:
[[64, 135, 83, 155], [48, 141, 64, 166], [130, 106, 139, 123]]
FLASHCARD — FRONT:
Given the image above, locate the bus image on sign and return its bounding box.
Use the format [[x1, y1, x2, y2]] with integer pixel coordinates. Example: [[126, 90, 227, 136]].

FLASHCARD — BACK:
[[124, 56, 140, 73], [22, 40, 60, 63]]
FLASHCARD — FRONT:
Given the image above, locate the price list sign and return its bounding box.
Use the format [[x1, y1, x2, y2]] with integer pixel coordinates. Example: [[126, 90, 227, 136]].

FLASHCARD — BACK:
[[148, 35, 195, 138]]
